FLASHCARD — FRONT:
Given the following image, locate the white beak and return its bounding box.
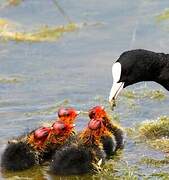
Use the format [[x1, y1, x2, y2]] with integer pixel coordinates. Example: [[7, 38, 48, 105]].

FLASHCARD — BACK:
[[109, 62, 124, 106], [109, 82, 124, 102]]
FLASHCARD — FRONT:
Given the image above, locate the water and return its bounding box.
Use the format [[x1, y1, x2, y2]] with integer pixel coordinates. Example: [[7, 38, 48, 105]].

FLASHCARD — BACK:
[[1, 0, 169, 179]]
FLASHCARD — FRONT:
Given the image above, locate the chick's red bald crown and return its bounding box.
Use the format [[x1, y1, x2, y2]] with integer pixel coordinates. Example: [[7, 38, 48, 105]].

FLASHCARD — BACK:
[[88, 105, 106, 119]]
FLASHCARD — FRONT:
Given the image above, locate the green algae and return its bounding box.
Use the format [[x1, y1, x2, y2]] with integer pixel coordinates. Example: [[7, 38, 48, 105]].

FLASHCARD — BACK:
[[156, 9, 169, 22], [149, 172, 169, 179], [121, 89, 166, 101], [139, 156, 169, 168], [2, 165, 46, 180], [132, 116, 169, 153], [121, 90, 136, 99], [0, 75, 22, 84], [0, 18, 17, 29], [138, 116, 169, 139], [0, 23, 78, 42], [148, 138, 169, 153], [94, 160, 140, 180], [143, 90, 166, 100]]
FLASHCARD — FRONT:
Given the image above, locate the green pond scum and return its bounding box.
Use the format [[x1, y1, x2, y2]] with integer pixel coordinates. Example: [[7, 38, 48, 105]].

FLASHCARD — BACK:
[[138, 116, 169, 139], [121, 89, 166, 101], [139, 156, 169, 168], [156, 9, 169, 22], [127, 116, 169, 154], [0, 75, 22, 84], [0, 22, 78, 42]]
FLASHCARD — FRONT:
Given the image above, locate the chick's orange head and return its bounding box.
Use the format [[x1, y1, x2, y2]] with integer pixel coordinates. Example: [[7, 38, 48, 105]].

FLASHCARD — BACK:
[[52, 121, 74, 135], [34, 127, 51, 139], [58, 107, 80, 124], [88, 106, 107, 119]]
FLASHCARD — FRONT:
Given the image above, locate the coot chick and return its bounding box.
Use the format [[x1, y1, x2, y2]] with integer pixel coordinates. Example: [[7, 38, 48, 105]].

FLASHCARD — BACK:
[[50, 106, 124, 175], [1, 107, 79, 171], [50, 117, 108, 175], [89, 106, 124, 155]]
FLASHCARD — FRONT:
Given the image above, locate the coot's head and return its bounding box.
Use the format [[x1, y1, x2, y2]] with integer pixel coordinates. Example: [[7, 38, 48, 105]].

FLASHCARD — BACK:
[[58, 107, 80, 124], [88, 106, 107, 119], [109, 49, 167, 108]]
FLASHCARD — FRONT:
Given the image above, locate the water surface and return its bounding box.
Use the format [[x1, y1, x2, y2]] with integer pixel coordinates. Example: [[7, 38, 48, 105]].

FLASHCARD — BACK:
[[1, 0, 169, 179]]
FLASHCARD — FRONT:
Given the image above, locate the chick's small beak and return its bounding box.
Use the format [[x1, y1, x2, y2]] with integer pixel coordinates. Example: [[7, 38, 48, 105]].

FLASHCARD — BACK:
[[76, 111, 81, 115]]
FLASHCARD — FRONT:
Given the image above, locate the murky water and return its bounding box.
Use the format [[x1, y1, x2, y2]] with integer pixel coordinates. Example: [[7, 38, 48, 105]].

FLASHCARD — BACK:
[[1, 0, 169, 179]]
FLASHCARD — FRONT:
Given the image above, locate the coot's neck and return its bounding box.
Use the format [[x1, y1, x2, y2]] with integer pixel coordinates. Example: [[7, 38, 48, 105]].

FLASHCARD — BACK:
[[155, 52, 169, 91]]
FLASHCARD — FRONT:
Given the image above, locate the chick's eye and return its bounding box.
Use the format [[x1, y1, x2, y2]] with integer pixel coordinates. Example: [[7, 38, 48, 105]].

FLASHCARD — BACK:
[[89, 111, 95, 119], [64, 112, 70, 117]]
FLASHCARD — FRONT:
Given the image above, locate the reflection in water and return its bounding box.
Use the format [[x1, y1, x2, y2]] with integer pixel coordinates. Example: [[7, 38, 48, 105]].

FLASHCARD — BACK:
[[2, 165, 46, 180]]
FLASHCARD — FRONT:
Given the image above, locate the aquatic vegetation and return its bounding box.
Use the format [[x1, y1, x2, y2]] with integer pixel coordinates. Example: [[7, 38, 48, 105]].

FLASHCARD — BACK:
[[93, 160, 140, 180], [138, 116, 169, 139], [0, 23, 78, 42], [121, 90, 136, 99], [149, 172, 169, 179], [0, 75, 21, 84], [1, 165, 46, 179], [0, 18, 16, 29], [139, 156, 169, 168], [143, 90, 166, 100], [112, 113, 120, 122], [121, 89, 166, 101], [148, 138, 169, 153], [137, 116, 169, 153], [156, 9, 169, 22]]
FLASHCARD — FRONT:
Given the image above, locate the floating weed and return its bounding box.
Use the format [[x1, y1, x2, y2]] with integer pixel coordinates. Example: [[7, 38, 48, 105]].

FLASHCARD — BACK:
[[120, 89, 166, 101], [2, 165, 45, 179], [0, 23, 78, 42], [149, 172, 169, 179], [94, 160, 141, 180], [149, 138, 169, 153], [0, 19, 10, 28], [125, 99, 138, 110], [156, 9, 169, 22], [139, 156, 169, 168], [0, 18, 16, 29], [137, 116, 169, 152], [138, 116, 169, 139], [0, 75, 22, 84], [121, 90, 136, 99], [125, 127, 136, 137], [111, 113, 120, 122], [142, 90, 166, 100]]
